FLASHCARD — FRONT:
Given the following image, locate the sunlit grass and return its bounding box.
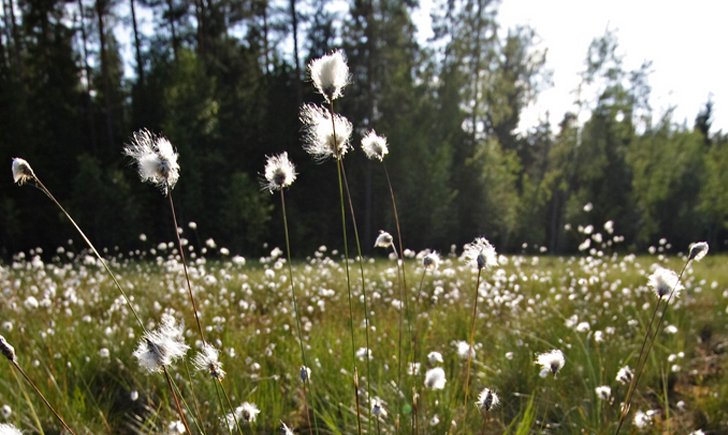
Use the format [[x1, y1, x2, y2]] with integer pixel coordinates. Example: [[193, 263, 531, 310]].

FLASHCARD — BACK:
[[0, 247, 726, 434]]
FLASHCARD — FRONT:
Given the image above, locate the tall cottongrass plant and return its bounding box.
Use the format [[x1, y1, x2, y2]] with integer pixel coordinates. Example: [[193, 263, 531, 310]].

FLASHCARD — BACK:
[[12, 158, 146, 331], [262, 152, 319, 435], [460, 237, 497, 431], [614, 241, 709, 435], [302, 50, 369, 435]]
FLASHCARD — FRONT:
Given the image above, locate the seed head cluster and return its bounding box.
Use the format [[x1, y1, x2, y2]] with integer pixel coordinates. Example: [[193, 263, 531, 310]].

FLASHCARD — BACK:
[[133, 314, 189, 374], [124, 129, 180, 195]]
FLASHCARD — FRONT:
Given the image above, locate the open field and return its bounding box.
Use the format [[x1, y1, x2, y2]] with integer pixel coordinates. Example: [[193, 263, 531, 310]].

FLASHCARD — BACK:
[[1, 245, 727, 434]]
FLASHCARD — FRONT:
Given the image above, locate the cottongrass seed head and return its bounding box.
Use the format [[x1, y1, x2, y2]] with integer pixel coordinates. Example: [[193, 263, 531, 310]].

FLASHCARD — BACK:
[[475, 388, 499, 414], [595, 385, 611, 400], [226, 402, 260, 429], [374, 230, 394, 249], [616, 365, 633, 384], [11, 158, 35, 186], [361, 130, 389, 161], [299, 365, 311, 383], [124, 129, 180, 195], [263, 152, 297, 193], [300, 103, 353, 161], [424, 367, 446, 390], [0, 336, 15, 362], [688, 241, 709, 262], [423, 251, 441, 272], [192, 343, 225, 380], [133, 314, 189, 374], [461, 237, 498, 271], [308, 50, 349, 103], [0, 423, 22, 435], [372, 397, 388, 418], [648, 266, 684, 299], [536, 349, 565, 377]]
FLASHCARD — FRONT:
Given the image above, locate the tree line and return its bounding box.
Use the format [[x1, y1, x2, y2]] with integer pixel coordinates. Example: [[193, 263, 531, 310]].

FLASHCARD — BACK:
[[1, 0, 726, 258]]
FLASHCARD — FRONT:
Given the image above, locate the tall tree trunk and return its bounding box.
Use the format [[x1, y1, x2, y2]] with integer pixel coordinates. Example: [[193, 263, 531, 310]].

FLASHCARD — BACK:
[[130, 0, 144, 84], [167, 0, 178, 61], [262, 0, 269, 74], [77, 0, 98, 152], [470, 0, 483, 143], [95, 0, 115, 151], [289, 0, 301, 105]]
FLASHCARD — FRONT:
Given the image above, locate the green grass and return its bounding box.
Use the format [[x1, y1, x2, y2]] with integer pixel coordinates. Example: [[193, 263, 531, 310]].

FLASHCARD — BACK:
[[0, 249, 726, 434]]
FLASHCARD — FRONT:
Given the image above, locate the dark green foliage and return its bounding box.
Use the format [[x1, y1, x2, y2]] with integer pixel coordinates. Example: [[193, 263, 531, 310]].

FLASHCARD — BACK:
[[0, 0, 726, 259]]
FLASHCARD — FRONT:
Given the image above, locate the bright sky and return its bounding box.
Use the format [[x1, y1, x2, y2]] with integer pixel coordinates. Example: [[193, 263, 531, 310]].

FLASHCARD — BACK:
[[414, 0, 728, 134]]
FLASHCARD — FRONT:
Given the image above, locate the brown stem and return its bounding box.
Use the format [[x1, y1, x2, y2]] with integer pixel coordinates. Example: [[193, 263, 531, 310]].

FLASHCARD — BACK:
[[13, 361, 78, 435], [164, 366, 192, 435]]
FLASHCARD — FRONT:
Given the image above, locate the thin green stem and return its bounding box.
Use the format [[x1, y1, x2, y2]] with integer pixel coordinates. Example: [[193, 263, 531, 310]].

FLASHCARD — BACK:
[[615, 261, 689, 435], [184, 359, 206, 435], [13, 361, 77, 435], [463, 268, 483, 432], [32, 176, 146, 333], [169, 192, 207, 346], [329, 99, 363, 435], [219, 381, 244, 435], [280, 189, 319, 435], [215, 380, 235, 435]]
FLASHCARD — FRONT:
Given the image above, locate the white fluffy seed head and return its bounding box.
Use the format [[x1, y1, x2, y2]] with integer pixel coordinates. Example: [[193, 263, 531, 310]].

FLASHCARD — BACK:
[[688, 241, 709, 262], [308, 50, 349, 103], [133, 315, 189, 374], [616, 365, 633, 384], [12, 158, 35, 186], [461, 237, 498, 271], [361, 130, 389, 161], [647, 267, 683, 299], [424, 367, 446, 390], [0, 423, 22, 435], [124, 130, 180, 195], [374, 230, 394, 249], [192, 343, 225, 380], [535, 349, 565, 377], [476, 388, 499, 413], [300, 104, 353, 161], [263, 152, 297, 193]]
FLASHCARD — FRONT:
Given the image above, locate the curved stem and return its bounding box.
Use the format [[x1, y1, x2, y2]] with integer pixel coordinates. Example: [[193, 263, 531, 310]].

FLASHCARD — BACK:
[[163, 366, 192, 435], [13, 361, 77, 435], [169, 192, 206, 345], [463, 268, 483, 431]]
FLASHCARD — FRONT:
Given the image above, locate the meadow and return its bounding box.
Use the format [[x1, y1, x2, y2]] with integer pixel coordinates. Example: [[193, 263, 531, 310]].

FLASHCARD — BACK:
[[0, 236, 726, 434]]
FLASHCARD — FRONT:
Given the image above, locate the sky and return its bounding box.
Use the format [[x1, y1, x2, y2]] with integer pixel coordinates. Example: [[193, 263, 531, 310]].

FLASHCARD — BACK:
[[413, 0, 728, 134]]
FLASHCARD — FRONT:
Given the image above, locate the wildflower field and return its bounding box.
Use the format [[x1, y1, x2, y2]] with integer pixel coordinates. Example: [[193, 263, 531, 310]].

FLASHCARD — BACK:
[[1, 241, 727, 435]]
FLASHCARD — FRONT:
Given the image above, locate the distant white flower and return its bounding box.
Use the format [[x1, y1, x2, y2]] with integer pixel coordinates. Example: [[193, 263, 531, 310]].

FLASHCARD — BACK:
[[665, 325, 678, 334], [427, 351, 443, 364], [193, 343, 225, 380], [371, 397, 388, 418], [300, 103, 353, 161], [461, 237, 498, 271], [168, 420, 186, 434], [690, 430, 705, 435], [595, 385, 611, 400], [374, 231, 394, 249], [429, 415, 440, 426], [616, 366, 633, 384], [688, 242, 709, 262], [361, 130, 389, 161], [0, 423, 22, 435], [308, 50, 349, 103], [423, 251, 441, 272], [604, 220, 614, 234], [124, 130, 180, 195], [408, 362, 421, 375], [583, 202, 593, 212], [226, 402, 260, 429], [356, 347, 372, 361], [648, 267, 683, 299], [424, 367, 446, 390], [133, 315, 189, 374], [1, 405, 11, 419], [576, 321, 590, 333], [263, 152, 297, 193], [455, 341, 475, 360], [633, 410, 652, 429], [11, 158, 35, 186], [535, 349, 565, 377], [475, 388, 499, 413]]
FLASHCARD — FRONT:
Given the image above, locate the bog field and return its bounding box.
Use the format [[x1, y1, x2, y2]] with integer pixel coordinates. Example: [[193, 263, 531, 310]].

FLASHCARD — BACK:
[[0, 241, 726, 435]]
